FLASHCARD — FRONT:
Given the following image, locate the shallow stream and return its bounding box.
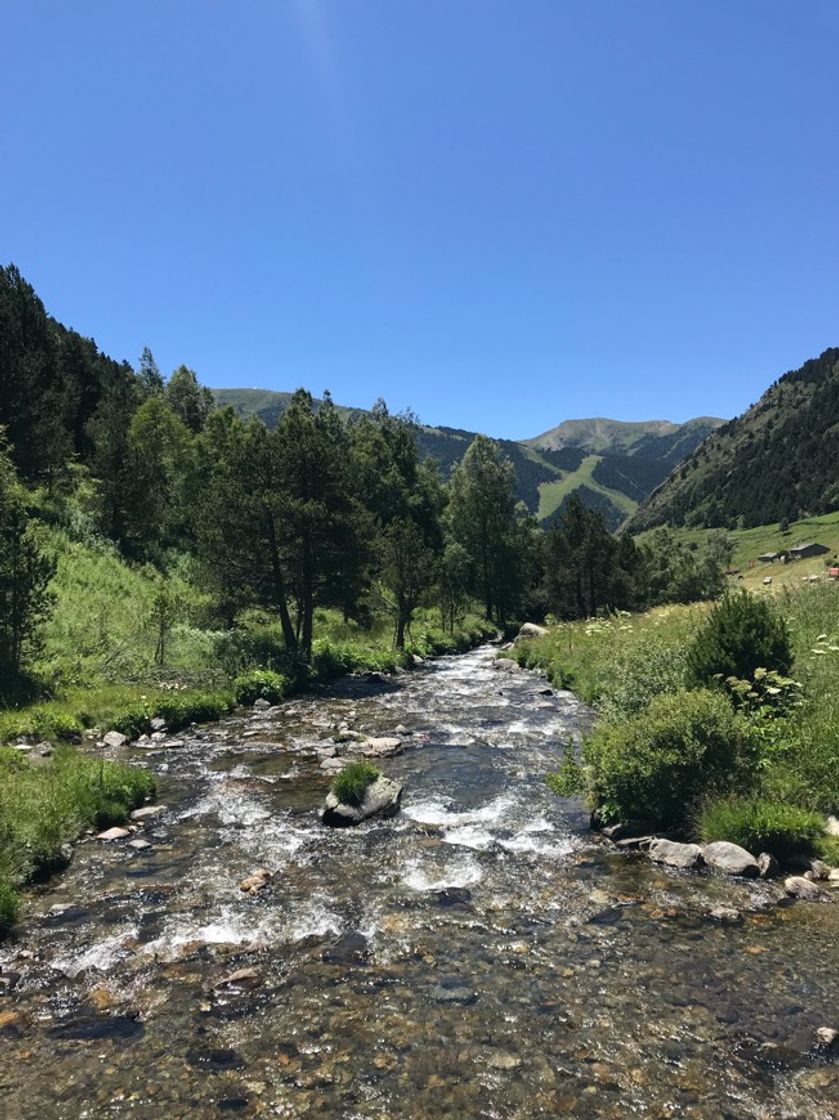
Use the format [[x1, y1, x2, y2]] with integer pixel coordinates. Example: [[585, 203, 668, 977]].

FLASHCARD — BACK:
[[1, 648, 837, 1118]]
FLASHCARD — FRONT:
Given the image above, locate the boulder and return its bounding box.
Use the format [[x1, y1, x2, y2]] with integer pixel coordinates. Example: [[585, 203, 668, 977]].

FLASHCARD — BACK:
[[103, 731, 128, 749], [96, 826, 130, 841], [757, 852, 781, 880], [514, 622, 547, 644], [322, 775, 403, 828], [648, 838, 704, 870], [150, 717, 167, 732], [360, 736, 402, 758], [785, 876, 828, 901], [493, 658, 520, 673], [253, 698, 270, 711], [815, 1027, 838, 1051], [130, 804, 166, 822], [808, 859, 831, 881], [702, 841, 760, 878]]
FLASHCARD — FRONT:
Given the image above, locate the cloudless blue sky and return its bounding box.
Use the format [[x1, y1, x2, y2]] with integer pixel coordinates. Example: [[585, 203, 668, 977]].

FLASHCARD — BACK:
[[3, 1, 839, 438]]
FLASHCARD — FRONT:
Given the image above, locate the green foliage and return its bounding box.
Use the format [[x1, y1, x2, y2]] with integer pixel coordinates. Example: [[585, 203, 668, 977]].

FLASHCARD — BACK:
[[686, 591, 792, 690], [234, 669, 289, 706], [331, 761, 380, 807], [585, 689, 755, 828], [597, 632, 689, 722], [696, 796, 826, 860], [0, 745, 154, 936], [546, 743, 585, 797]]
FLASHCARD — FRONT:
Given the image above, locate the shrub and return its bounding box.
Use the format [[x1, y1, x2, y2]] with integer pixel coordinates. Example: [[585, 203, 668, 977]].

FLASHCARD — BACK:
[[585, 688, 755, 828], [0, 882, 19, 937], [697, 796, 826, 860], [331, 762, 380, 807], [234, 670, 289, 706], [686, 591, 792, 691], [546, 743, 585, 797], [598, 633, 688, 722]]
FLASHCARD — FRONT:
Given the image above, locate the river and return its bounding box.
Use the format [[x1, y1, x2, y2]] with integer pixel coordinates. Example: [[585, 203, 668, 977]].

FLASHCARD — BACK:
[[1, 647, 837, 1118]]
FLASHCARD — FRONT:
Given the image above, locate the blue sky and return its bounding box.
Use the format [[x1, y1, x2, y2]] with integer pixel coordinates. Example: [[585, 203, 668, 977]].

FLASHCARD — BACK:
[[3, 1, 838, 438]]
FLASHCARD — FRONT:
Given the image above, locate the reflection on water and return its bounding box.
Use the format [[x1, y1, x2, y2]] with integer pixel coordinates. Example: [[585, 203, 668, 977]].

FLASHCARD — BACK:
[[0, 648, 837, 1118]]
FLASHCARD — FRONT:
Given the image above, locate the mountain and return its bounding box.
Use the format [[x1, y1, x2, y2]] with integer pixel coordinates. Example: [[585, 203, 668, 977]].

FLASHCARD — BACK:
[[213, 389, 721, 531], [628, 347, 839, 533]]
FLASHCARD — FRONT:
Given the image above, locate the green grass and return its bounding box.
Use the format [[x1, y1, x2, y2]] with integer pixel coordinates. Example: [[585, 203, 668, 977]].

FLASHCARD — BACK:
[[696, 796, 826, 860], [0, 745, 155, 937], [331, 762, 380, 807], [536, 454, 638, 523]]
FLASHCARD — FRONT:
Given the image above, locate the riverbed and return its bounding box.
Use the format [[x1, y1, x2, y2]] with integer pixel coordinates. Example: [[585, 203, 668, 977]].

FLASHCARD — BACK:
[[1, 648, 837, 1118]]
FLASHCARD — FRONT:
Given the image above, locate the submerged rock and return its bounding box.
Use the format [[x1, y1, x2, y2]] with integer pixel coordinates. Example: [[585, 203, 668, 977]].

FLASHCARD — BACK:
[[322, 775, 403, 827], [703, 841, 760, 878], [648, 838, 704, 870]]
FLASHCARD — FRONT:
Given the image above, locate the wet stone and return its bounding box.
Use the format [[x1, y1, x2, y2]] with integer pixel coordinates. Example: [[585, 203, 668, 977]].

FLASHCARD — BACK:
[[187, 1048, 246, 1072], [48, 1013, 144, 1041], [322, 932, 369, 966]]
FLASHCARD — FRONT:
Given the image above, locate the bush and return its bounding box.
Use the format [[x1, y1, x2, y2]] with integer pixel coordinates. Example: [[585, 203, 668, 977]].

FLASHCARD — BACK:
[[598, 633, 688, 722], [697, 796, 826, 860], [331, 762, 380, 807], [686, 591, 792, 691], [585, 689, 755, 828], [233, 669, 289, 707], [0, 882, 19, 937]]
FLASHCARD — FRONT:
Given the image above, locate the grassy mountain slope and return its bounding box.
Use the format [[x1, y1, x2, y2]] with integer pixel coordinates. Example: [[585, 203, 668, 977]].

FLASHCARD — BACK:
[[628, 348, 839, 532], [212, 389, 720, 529]]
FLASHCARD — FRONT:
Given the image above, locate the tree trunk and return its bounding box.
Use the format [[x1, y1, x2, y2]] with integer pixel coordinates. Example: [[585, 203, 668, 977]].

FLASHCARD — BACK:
[[266, 511, 297, 653]]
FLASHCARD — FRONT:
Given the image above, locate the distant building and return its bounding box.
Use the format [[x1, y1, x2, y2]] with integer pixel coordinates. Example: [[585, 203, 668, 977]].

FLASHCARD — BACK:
[[758, 551, 781, 563], [828, 566, 839, 580], [787, 542, 830, 560]]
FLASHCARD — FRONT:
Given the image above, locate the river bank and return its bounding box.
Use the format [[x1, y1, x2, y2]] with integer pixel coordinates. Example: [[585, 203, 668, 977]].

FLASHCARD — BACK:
[[0, 647, 837, 1118]]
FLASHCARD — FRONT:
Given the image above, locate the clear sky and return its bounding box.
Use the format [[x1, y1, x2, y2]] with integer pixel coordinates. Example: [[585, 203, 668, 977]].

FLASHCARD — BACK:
[[3, 1, 838, 439]]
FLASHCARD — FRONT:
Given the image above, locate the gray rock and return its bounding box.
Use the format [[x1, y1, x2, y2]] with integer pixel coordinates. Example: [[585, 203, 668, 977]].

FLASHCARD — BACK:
[[322, 775, 403, 827], [130, 804, 166, 821], [514, 622, 547, 643], [253, 698, 270, 710], [493, 658, 520, 673], [150, 717, 167, 732], [360, 736, 402, 758], [96, 826, 130, 841], [708, 906, 742, 924], [103, 731, 128, 748], [411, 654, 424, 667], [808, 859, 831, 881], [127, 838, 152, 851], [815, 1027, 838, 1050], [320, 757, 345, 773], [757, 852, 781, 879], [615, 835, 653, 850], [703, 841, 760, 878], [648, 838, 704, 870], [785, 875, 827, 901]]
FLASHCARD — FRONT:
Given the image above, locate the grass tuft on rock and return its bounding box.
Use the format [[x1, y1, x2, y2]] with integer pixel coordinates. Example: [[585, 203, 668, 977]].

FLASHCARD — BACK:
[[696, 796, 826, 860], [331, 762, 380, 807]]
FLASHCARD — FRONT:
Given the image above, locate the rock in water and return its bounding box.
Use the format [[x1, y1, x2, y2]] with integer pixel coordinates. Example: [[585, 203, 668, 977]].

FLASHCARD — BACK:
[[102, 730, 128, 748], [239, 868, 272, 894], [702, 841, 760, 878], [360, 736, 402, 758], [785, 876, 827, 901], [757, 852, 780, 879], [648, 838, 704, 870], [96, 826, 130, 841], [322, 775, 403, 828]]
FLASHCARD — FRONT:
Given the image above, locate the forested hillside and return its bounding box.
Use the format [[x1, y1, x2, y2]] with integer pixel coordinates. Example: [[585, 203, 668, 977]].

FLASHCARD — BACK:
[[629, 347, 839, 531], [214, 392, 720, 531]]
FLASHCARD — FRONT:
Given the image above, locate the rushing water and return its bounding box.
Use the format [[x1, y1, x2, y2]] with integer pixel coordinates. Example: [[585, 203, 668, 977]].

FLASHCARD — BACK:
[[1, 648, 838, 1119]]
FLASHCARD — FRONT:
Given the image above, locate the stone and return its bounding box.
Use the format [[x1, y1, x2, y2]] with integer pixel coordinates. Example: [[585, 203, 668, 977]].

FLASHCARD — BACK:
[[322, 932, 369, 965], [96, 826, 130, 841], [103, 731, 128, 748], [130, 804, 166, 821], [707, 906, 742, 924], [757, 852, 781, 879], [808, 859, 831, 881], [239, 868, 272, 894], [615, 836, 653, 850], [493, 658, 520, 673], [150, 717, 167, 732], [514, 622, 547, 643], [253, 698, 270, 710], [214, 967, 261, 989], [601, 821, 647, 841], [815, 1027, 838, 1050], [127, 838, 152, 851], [13, 743, 32, 752], [785, 875, 827, 901], [151, 731, 167, 742], [411, 654, 424, 667], [320, 757, 345, 773], [361, 736, 402, 758], [394, 725, 412, 736], [826, 815, 839, 837], [702, 841, 760, 878], [488, 1051, 521, 1070], [322, 775, 403, 827], [648, 838, 704, 870], [164, 739, 185, 749]]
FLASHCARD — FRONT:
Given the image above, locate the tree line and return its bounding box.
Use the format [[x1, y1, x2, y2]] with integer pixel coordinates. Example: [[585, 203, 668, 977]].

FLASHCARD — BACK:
[[0, 263, 732, 682]]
